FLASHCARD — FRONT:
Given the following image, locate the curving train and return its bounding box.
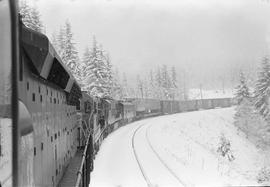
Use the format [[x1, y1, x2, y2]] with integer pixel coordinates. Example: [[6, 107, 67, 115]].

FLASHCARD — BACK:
[[9, 22, 233, 187]]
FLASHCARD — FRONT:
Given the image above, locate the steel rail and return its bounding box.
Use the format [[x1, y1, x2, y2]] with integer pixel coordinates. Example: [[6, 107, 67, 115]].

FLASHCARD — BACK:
[[131, 123, 152, 187], [145, 124, 188, 187]]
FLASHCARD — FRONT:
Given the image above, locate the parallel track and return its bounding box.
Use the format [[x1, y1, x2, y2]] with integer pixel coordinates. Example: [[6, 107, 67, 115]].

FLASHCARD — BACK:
[[132, 122, 187, 187], [145, 124, 187, 187], [131, 124, 152, 186]]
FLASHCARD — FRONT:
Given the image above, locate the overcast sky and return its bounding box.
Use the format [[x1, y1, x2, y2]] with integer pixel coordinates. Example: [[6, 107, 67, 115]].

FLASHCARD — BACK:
[[28, 0, 270, 88]]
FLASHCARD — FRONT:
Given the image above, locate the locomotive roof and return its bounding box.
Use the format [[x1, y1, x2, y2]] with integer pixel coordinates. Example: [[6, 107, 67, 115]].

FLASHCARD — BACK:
[[21, 23, 80, 94]]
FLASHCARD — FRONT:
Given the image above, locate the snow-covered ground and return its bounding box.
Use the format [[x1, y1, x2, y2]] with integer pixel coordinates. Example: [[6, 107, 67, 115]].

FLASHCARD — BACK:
[[0, 118, 12, 187], [90, 107, 270, 187]]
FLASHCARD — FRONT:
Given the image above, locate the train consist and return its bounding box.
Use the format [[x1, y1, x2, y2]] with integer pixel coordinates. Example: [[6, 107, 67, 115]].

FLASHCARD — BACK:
[[0, 22, 233, 187]]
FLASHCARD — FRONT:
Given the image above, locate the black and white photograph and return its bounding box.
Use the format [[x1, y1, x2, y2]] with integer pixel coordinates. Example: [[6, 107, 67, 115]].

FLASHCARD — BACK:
[[1, 0, 270, 186]]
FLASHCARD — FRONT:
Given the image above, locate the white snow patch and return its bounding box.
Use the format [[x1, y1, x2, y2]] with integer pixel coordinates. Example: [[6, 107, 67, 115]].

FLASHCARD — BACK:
[[149, 108, 270, 186]]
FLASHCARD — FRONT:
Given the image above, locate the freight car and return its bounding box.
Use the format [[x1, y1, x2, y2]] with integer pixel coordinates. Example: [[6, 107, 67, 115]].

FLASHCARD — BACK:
[[160, 100, 180, 114], [120, 102, 136, 123], [178, 98, 232, 113], [126, 98, 161, 119]]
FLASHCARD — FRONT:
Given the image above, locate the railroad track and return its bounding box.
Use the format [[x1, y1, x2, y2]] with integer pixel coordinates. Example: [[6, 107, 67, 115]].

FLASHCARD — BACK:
[[131, 123, 152, 186], [132, 122, 187, 187], [146, 124, 188, 187]]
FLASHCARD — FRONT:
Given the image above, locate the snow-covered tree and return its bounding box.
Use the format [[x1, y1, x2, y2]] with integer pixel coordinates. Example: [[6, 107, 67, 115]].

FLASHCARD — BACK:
[[234, 98, 268, 142], [104, 53, 114, 96], [254, 57, 270, 119], [78, 36, 121, 99], [19, 0, 44, 33], [51, 32, 59, 52], [155, 67, 162, 99], [156, 67, 162, 88], [122, 73, 129, 98], [171, 66, 178, 99], [82, 36, 112, 98], [161, 65, 171, 89], [137, 75, 144, 98], [235, 71, 250, 105], [161, 65, 173, 99], [148, 70, 156, 99], [143, 79, 150, 98], [234, 58, 270, 148], [78, 47, 91, 84], [111, 69, 123, 99], [171, 66, 177, 89], [178, 69, 189, 100], [56, 27, 66, 55], [217, 133, 234, 161], [60, 21, 79, 76], [30, 7, 43, 32]]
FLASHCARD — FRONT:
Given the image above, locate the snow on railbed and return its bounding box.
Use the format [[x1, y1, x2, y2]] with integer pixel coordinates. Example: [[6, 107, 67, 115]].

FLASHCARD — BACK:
[[148, 107, 270, 186]]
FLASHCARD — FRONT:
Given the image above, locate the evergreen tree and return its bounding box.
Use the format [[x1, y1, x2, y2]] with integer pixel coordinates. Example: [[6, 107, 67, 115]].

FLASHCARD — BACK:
[[148, 70, 156, 99], [171, 66, 177, 88], [104, 53, 114, 96], [137, 75, 144, 98], [143, 79, 150, 98], [19, 0, 43, 33], [254, 57, 270, 119], [61, 21, 79, 75], [57, 27, 66, 56], [112, 69, 123, 99], [235, 71, 250, 105], [82, 36, 112, 97], [30, 6, 43, 32], [161, 65, 172, 99], [234, 98, 267, 139], [122, 73, 129, 98], [79, 47, 91, 85], [171, 66, 178, 99], [156, 67, 162, 87], [161, 65, 169, 88], [155, 67, 162, 99], [51, 32, 59, 53]]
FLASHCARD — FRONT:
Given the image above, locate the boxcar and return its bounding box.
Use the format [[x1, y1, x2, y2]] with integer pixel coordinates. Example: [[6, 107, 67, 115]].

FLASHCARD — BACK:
[[120, 102, 136, 123], [161, 100, 180, 114], [212, 98, 232, 108], [201, 99, 213, 109], [105, 99, 122, 131]]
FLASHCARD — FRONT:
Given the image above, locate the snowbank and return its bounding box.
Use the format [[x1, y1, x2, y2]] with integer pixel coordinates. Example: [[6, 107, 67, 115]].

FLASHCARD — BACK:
[[148, 108, 270, 186]]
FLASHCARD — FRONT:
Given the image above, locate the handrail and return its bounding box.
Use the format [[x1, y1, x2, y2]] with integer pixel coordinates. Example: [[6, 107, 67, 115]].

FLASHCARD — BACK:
[[75, 130, 92, 187], [93, 126, 106, 143], [75, 113, 123, 187], [75, 112, 94, 187], [88, 110, 94, 129]]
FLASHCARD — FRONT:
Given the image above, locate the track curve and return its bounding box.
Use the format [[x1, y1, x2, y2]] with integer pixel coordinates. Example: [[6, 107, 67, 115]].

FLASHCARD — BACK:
[[145, 124, 188, 186], [132, 122, 187, 187], [131, 123, 152, 186]]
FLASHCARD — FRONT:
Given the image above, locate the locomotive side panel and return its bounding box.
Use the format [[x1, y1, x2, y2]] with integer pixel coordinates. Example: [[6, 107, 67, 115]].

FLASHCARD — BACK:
[[19, 64, 79, 186], [19, 25, 82, 187]]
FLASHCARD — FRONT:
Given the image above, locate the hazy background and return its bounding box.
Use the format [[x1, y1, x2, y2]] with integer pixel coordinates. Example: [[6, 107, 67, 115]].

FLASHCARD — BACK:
[[27, 0, 270, 89]]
